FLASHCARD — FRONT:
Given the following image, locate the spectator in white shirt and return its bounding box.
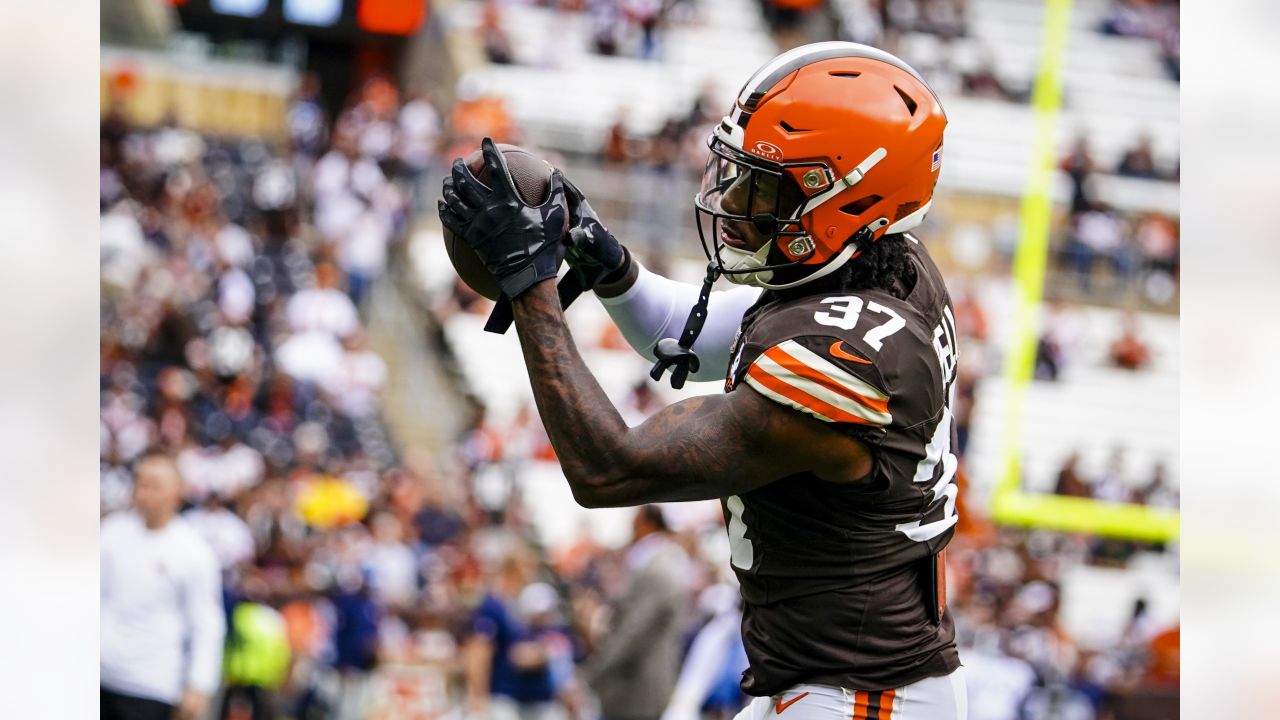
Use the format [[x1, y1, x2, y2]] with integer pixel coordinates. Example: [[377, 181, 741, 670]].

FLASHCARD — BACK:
[[397, 91, 441, 207], [285, 262, 360, 339], [101, 200, 152, 294], [363, 512, 419, 608], [101, 449, 226, 720], [177, 432, 266, 503], [322, 330, 388, 419], [1068, 203, 1132, 291], [216, 266, 256, 326], [397, 93, 440, 171], [275, 329, 346, 388], [213, 221, 256, 269], [310, 130, 387, 204], [336, 208, 392, 306]]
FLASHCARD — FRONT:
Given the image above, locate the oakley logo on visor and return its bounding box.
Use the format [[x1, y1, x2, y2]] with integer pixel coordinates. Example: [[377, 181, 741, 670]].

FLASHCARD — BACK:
[[750, 141, 784, 162]]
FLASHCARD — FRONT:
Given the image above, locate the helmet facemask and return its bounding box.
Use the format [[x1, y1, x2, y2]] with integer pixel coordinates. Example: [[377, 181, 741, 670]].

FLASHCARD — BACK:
[[694, 137, 819, 287]]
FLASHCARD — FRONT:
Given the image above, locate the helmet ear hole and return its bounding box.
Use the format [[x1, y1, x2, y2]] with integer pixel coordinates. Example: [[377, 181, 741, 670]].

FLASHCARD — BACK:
[[839, 195, 882, 216]]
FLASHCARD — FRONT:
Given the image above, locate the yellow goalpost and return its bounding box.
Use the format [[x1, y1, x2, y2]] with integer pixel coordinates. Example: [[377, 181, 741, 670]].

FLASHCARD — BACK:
[[991, 0, 1179, 543]]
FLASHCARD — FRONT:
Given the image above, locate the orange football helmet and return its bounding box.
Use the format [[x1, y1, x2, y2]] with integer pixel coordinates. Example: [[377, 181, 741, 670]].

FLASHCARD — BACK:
[[695, 42, 947, 288]]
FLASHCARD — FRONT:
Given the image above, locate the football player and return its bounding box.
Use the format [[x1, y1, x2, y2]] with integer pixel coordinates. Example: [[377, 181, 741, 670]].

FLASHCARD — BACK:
[[440, 41, 965, 720]]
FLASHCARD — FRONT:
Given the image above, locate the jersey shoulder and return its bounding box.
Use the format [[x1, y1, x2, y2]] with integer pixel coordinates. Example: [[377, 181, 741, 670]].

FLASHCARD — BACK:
[[730, 286, 949, 433]]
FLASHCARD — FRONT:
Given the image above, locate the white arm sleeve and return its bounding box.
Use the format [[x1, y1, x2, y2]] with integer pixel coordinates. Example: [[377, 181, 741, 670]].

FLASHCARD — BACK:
[[597, 263, 762, 383]]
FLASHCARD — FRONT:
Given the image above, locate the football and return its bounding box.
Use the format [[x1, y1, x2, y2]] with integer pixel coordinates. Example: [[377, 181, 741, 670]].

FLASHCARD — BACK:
[[442, 144, 558, 301]]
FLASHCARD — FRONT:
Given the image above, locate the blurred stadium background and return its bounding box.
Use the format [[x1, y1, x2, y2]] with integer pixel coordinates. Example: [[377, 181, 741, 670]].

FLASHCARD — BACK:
[[99, 0, 1179, 718]]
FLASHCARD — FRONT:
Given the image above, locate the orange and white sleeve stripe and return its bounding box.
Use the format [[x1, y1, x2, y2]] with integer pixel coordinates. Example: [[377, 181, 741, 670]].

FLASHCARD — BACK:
[[744, 340, 891, 426]]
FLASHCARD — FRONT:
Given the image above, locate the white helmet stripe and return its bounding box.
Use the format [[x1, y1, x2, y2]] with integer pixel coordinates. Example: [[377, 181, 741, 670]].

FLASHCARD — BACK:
[[737, 42, 847, 106], [715, 115, 746, 149]]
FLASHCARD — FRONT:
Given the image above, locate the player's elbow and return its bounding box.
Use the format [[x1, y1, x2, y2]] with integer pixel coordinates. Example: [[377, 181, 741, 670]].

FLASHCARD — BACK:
[[573, 493, 606, 509], [566, 468, 635, 509], [572, 490, 632, 509], [567, 476, 613, 509]]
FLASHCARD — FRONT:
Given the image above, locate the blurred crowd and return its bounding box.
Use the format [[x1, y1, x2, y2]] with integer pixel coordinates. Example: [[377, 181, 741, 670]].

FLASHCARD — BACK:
[[946, 523, 1179, 720], [942, 279, 1179, 720], [1098, 0, 1179, 80], [472, 0, 1020, 102], [100, 73, 420, 719], [477, 0, 700, 64], [1053, 452, 1177, 510], [1056, 136, 1179, 304], [831, 0, 1030, 104], [1032, 304, 1162, 383], [100, 69, 741, 720]]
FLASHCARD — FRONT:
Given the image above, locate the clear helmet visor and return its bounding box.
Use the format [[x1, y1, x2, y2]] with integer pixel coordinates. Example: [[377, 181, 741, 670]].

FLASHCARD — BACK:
[[696, 146, 798, 231], [694, 138, 812, 286]]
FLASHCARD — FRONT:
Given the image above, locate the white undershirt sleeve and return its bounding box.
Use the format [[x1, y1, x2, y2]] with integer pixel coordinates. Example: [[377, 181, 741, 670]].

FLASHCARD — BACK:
[[597, 263, 762, 383]]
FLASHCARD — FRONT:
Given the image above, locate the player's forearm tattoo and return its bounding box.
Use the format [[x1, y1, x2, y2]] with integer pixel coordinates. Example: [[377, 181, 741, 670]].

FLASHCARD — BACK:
[[510, 281, 626, 491], [510, 281, 776, 506]]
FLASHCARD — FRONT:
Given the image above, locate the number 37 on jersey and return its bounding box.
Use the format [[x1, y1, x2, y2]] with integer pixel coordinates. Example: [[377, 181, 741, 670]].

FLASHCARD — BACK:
[[814, 295, 961, 543]]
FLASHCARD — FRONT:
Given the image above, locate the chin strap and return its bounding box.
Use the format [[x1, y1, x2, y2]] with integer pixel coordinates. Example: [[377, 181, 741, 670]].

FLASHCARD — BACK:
[[650, 263, 721, 389]]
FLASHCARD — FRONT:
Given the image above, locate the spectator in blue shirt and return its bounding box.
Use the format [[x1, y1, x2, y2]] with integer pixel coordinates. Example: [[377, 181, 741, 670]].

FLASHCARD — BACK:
[[463, 547, 561, 719], [331, 569, 381, 720]]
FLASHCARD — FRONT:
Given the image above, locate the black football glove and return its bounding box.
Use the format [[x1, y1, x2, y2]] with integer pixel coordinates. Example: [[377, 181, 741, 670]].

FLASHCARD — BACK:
[[437, 137, 569, 299], [562, 176, 632, 292]]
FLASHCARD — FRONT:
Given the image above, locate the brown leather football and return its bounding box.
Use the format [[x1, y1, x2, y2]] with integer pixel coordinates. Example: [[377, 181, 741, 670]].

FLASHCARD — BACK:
[[442, 144, 556, 301]]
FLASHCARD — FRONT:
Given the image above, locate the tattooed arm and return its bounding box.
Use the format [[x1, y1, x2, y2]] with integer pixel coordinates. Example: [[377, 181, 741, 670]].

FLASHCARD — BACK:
[[511, 280, 874, 507]]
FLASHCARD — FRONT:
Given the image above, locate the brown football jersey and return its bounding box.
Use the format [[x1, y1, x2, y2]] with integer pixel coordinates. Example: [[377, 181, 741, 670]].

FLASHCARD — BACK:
[[722, 238, 961, 696]]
